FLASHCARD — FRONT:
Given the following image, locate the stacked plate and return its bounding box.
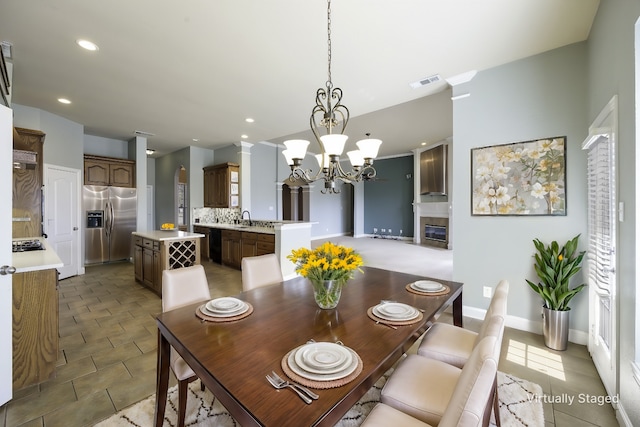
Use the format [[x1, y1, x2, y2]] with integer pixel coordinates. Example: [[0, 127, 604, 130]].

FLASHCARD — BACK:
[[410, 280, 446, 293], [372, 302, 420, 322], [287, 342, 358, 381], [202, 297, 249, 317]]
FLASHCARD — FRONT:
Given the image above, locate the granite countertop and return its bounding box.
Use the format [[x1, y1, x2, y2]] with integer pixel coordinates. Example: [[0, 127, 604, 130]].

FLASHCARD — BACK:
[[193, 223, 276, 234], [133, 230, 205, 241], [12, 237, 64, 273]]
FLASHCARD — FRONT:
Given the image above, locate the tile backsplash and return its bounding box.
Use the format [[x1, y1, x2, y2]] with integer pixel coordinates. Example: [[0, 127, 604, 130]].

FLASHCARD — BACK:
[[192, 207, 275, 228]]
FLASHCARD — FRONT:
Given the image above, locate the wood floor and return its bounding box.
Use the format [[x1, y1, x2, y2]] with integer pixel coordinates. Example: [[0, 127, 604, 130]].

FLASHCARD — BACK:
[[0, 239, 619, 426]]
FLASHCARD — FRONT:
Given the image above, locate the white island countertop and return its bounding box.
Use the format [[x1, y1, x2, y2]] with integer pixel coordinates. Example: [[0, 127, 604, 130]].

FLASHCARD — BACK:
[[133, 230, 205, 241], [12, 237, 64, 273]]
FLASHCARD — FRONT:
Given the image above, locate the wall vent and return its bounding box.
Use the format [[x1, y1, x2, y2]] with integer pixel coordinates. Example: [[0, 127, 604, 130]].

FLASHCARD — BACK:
[[409, 74, 441, 89], [134, 130, 155, 137]]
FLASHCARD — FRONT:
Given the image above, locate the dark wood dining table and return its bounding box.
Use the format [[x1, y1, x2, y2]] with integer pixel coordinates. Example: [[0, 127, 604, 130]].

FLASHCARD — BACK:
[[154, 266, 463, 427]]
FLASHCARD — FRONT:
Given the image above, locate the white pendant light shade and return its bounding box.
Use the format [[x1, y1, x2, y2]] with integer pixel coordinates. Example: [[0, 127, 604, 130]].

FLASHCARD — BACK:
[[315, 152, 331, 168], [282, 149, 294, 166], [356, 138, 382, 159], [347, 150, 365, 167], [320, 134, 348, 156], [284, 139, 310, 160]]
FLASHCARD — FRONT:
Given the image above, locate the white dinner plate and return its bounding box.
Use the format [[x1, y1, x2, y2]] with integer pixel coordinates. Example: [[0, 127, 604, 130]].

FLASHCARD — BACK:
[[373, 303, 419, 321], [288, 345, 358, 381], [294, 342, 353, 374], [203, 300, 248, 317], [206, 297, 244, 312], [411, 280, 445, 292]]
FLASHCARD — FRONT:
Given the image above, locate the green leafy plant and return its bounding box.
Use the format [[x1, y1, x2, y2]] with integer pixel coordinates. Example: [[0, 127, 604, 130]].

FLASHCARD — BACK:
[[526, 234, 586, 311]]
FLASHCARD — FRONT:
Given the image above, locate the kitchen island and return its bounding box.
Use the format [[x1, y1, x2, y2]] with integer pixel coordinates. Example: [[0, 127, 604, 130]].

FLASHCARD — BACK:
[[190, 221, 313, 279], [12, 237, 63, 390], [132, 230, 204, 296]]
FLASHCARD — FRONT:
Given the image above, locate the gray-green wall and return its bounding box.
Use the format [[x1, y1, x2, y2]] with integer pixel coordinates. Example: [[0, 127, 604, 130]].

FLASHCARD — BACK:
[[363, 155, 414, 237], [587, 0, 640, 424], [451, 42, 589, 331]]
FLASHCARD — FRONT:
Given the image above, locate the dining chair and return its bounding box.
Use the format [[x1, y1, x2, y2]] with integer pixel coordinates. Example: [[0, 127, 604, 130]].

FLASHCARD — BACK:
[[417, 279, 509, 368], [162, 265, 211, 427], [379, 315, 505, 427], [241, 253, 283, 291], [361, 335, 500, 427]]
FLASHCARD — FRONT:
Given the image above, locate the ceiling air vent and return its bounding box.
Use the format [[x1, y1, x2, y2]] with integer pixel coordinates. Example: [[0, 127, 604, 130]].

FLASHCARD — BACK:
[[134, 130, 155, 137], [409, 74, 442, 89]]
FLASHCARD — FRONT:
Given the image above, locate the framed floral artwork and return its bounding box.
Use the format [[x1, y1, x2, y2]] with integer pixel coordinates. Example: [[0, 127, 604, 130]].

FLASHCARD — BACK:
[[471, 136, 566, 216]]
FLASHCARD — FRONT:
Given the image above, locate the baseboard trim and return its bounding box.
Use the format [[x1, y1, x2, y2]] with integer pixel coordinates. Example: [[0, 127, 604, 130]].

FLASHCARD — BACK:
[[463, 305, 588, 345]]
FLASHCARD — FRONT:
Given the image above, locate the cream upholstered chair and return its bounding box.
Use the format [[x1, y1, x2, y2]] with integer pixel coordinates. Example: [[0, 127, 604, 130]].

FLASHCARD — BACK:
[[162, 265, 212, 427], [417, 280, 509, 368], [241, 253, 283, 292], [379, 315, 504, 427], [362, 335, 501, 427]]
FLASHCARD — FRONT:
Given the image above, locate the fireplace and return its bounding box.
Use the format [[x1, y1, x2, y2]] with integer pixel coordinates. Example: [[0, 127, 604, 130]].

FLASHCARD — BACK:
[[420, 216, 449, 249]]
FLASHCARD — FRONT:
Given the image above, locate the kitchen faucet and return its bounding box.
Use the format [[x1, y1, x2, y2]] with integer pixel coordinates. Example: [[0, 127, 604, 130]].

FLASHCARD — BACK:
[[241, 210, 252, 226]]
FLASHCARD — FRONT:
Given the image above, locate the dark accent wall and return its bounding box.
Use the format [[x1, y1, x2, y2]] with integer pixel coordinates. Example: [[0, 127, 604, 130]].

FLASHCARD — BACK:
[[363, 155, 414, 237]]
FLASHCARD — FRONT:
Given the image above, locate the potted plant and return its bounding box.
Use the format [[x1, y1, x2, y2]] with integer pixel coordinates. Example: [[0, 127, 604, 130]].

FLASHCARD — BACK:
[[526, 234, 586, 350]]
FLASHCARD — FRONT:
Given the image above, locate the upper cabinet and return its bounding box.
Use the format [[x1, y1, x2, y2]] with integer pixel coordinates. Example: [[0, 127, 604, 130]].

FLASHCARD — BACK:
[[84, 154, 136, 188], [203, 162, 239, 208], [13, 127, 45, 238]]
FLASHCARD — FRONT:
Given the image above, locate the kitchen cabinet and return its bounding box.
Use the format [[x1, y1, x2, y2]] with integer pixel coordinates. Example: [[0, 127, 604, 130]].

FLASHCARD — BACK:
[[221, 230, 242, 268], [132, 232, 202, 296], [193, 225, 210, 261], [203, 162, 239, 208], [84, 154, 136, 188], [12, 268, 58, 390], [222, 229, 274, 269], [12, 127, 45, 238]]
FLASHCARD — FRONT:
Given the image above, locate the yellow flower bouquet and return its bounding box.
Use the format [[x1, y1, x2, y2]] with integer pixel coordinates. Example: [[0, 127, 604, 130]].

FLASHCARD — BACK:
[[288, 242, 363, 309]]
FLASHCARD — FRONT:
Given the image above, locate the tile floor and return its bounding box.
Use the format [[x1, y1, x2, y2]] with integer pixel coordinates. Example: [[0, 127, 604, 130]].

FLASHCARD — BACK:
[[0, 259, 619, 426]]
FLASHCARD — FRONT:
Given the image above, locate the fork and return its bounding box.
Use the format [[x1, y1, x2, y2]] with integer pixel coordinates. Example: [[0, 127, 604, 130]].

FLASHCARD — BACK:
[[269, 371, 319, 400], [266, 373, 313, 404]]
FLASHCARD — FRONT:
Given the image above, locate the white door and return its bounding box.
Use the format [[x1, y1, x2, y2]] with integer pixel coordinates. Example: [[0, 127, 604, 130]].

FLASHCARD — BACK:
[[583, 96, 618, 398], [0, 105, 15, 405], [44, 164, 81, 280]]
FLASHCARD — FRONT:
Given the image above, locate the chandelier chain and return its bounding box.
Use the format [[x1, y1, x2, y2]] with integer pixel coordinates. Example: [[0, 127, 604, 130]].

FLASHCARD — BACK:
[[326, 0, 332, 89]]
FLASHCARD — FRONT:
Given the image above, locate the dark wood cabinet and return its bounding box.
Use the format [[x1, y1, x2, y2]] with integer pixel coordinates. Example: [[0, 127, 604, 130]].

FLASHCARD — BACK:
[[84, 154, 135, 187], [12, 127, 45, 238], [203, 162, 239, 208], [134, 236, 162, 294], [221, 230, 242, 268], [222, 229, 274, 269], [193, 226, 210, 261]]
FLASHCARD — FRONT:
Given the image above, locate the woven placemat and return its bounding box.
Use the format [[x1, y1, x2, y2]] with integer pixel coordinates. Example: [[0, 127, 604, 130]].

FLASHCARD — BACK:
[[195, 303, 254, 322], [405, 283, 450, 296], [367, 306, 423, 326], [280, 347, 363, 389]]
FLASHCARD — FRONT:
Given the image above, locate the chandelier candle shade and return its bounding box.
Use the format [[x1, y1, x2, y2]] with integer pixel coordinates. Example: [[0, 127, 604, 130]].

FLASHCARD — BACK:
[[282, 0, 382, 194], [288, 242, 364, 309]]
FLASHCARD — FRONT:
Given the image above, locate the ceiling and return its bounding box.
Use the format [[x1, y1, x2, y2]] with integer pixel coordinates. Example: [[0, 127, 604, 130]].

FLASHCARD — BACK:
[[1, 0, 599, 159]]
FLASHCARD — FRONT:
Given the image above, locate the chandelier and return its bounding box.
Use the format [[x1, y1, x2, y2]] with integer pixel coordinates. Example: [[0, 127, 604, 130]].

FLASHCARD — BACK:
[[282, 0, 382, 194]]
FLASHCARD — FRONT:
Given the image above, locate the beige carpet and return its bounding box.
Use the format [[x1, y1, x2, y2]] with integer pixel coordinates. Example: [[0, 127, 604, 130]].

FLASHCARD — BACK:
[[312, 236, 453, 281], [94, 370, 543, 427]]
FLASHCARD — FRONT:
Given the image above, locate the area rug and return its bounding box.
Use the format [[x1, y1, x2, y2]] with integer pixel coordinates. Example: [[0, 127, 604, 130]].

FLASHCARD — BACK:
[[94, 370, 543, 427]]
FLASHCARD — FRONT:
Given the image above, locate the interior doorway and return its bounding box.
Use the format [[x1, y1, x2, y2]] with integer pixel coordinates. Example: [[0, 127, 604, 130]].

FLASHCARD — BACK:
[[282, 180, 309, 221]]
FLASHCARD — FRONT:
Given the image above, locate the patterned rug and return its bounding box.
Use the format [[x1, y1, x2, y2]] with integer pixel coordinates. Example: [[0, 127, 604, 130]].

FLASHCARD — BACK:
[[94, 371, 543, 427]]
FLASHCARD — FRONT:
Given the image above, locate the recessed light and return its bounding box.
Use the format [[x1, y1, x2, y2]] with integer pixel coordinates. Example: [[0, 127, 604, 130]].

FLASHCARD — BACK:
[[192, 138, 199, 142], [421, 142, 427, 146], [58, 98, 71, 104], [146, 149, 155, 155], [241, 134, 248, 139], [76, 39, 99, 51], [245, 118, 254, 123]]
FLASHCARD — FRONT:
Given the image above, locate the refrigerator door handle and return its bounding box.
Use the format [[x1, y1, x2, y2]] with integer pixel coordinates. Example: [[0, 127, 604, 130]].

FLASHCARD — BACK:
[[105, 201, 112, 238], [109, 201, 115, 236]]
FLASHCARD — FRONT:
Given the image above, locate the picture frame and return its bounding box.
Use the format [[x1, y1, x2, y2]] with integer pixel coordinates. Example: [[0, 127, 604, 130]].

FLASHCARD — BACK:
[[230, 183, 238, 195], [230, 170, 239, 183], [471, 136, 566, 216]]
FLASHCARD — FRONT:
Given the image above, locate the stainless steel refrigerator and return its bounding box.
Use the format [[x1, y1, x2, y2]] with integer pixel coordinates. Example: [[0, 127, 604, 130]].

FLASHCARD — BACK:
[[83, 185, 137, 264]]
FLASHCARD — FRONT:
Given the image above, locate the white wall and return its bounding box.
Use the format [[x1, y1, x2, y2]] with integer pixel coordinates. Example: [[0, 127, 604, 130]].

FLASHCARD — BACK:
[[451, 42, 589, 335]]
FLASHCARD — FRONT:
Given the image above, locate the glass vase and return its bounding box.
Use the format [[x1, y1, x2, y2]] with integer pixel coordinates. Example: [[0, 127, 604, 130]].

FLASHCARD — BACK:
[[310, 279, 343, 309]]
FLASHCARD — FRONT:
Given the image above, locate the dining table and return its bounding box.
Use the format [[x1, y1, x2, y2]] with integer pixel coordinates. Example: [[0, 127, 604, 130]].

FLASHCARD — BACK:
[[153, 266, 463, 427]]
